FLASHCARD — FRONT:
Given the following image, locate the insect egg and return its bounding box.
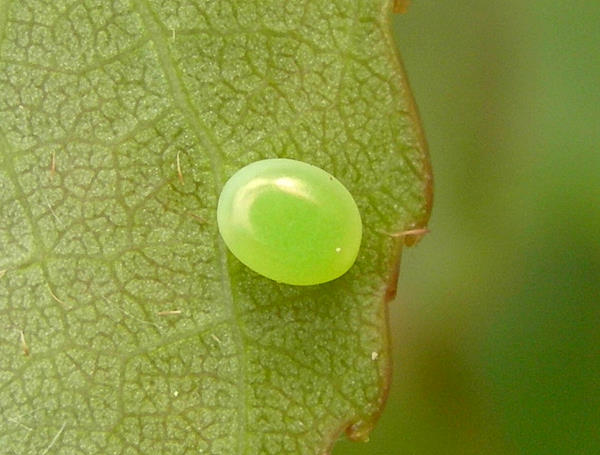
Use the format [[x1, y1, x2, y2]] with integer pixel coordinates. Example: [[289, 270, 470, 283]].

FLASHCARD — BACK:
[[216, 158, 362, 285]]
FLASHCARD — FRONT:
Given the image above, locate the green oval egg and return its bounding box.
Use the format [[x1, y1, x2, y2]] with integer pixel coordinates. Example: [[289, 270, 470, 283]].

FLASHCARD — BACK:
[[217, 158, 362, 286]]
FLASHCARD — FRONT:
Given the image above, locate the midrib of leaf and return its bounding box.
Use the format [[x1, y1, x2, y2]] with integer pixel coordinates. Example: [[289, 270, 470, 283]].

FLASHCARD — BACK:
[[131, 1, 249, 452]]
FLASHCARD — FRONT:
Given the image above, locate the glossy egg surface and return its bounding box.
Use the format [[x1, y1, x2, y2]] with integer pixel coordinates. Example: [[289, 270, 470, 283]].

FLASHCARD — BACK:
[[217, 159, 362, 285]]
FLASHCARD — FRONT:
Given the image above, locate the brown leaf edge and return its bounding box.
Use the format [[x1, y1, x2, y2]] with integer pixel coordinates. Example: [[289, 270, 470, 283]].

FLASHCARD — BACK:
[[393, 0, 412, 15], [319, 0, 433, 452]]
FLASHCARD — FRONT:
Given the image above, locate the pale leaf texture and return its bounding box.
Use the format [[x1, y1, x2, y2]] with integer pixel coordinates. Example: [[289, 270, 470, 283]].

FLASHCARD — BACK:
[[0, 0, 431, 453]]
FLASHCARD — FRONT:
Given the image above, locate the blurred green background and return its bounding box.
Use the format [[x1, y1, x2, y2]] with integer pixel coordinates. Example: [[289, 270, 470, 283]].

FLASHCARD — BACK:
[[334, 1, 599, 454]]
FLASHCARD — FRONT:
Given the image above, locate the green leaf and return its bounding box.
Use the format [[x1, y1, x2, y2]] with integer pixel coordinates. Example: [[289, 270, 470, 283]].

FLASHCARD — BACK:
[[0, 0, 431, 453]]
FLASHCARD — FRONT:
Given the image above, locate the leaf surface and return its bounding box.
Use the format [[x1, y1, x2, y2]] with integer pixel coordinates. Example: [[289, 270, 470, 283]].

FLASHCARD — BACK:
[[0, 0, 431, 453]]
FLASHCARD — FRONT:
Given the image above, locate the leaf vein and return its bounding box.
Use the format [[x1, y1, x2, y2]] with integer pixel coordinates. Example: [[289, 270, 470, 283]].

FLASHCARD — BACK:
[[131, 2, 248, 453]]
